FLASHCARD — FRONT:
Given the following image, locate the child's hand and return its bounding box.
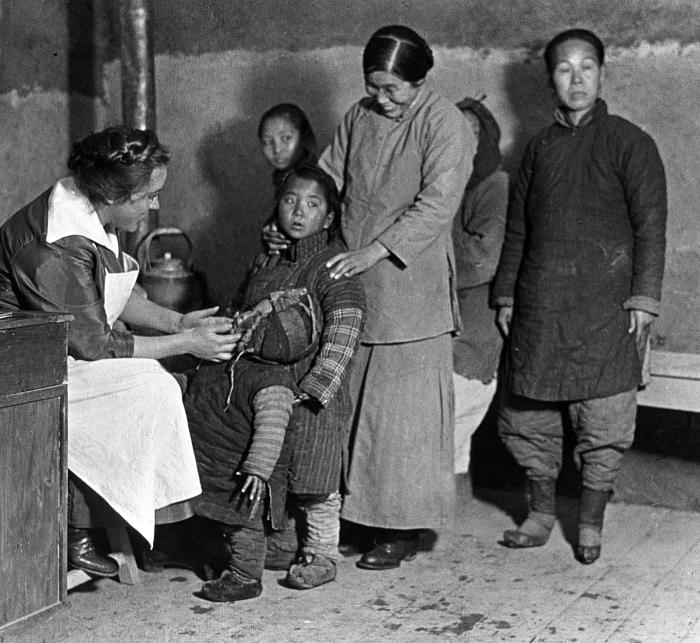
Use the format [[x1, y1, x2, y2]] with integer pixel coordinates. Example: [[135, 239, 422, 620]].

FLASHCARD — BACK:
[[262, 222, 290, 254], [241, 474, 265, 518], [293, 392, 310, 406]]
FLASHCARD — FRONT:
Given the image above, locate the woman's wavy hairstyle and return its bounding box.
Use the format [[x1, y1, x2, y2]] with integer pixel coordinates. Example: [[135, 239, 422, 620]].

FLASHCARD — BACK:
[[67, 126, 170, 205]]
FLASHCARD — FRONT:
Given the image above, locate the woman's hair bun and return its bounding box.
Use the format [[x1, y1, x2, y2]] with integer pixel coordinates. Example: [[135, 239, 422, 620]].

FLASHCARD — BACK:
[[67, 125, 170, 205]]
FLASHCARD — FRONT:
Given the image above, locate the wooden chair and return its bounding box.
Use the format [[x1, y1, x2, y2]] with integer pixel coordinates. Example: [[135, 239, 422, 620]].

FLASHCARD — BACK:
[[67, 522, 140, 590]]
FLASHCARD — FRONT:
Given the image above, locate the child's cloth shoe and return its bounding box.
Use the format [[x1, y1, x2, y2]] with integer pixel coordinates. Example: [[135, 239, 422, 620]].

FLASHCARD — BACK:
[[575, 525, 602, 564], [285, 553, 337, 590], [199, 570, 262, 602], [502, 511, 555, 548]]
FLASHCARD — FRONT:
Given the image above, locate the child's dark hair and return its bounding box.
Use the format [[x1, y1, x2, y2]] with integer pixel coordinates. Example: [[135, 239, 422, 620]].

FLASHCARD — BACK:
[[277, 163, 342, 239], [543, 29, 605, 75], [257, 103, 317, 160]]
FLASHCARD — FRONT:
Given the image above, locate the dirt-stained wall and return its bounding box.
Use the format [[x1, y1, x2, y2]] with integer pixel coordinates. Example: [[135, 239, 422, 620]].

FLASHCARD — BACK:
[[1, 0, 699, 353]]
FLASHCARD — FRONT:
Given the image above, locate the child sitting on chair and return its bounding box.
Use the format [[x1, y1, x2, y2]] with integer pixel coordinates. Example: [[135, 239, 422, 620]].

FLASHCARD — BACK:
[[185, 164, 365, 601]]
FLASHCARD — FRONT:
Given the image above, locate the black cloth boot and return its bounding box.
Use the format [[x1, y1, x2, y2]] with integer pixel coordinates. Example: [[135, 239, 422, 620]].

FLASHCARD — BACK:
[[199, 526, 265, 602], [576, 487, 610, 564], [502, 477, 557, 548], [356, 529, 419, 570], [68, 527, 119, 577]]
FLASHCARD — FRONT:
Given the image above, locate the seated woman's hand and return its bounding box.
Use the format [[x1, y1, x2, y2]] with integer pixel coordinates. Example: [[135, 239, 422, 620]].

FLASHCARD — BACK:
[[262, 222, 290, 254], [178, 306, 233, 333], [183, 325, 239, 362]]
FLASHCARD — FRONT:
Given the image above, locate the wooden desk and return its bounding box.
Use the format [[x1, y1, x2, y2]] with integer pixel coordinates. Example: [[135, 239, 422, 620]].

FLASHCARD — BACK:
[[0, 312, 71, 631]]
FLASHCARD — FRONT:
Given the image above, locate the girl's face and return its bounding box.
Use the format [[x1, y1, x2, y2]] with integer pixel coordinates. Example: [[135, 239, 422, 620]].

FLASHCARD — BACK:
[[259, 116, 303, 171], [277, 176, 334, 240], [550, 38, 604, 125], [97, 165, 167, 232], [365, 71, 422, 120]]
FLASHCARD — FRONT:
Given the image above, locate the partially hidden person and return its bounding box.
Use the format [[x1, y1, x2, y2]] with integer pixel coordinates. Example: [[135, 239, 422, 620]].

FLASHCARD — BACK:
[[492, 29, 667, 564], [451, 96, 508, 474], [258, 103, 318, 195], [0, 126, 237, 577], [185, 164, 365, 601]]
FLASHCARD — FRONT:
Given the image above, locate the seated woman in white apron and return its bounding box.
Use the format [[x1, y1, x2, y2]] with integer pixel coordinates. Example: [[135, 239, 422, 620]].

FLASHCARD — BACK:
[[0, 126, 238, 577]]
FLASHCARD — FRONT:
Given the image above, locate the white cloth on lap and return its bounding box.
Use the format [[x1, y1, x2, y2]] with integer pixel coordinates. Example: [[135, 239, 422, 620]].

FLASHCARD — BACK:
[[67, 357, 201, 546]]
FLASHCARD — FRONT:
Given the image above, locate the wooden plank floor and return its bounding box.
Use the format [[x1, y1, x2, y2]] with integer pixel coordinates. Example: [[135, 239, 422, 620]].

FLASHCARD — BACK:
[[8, 489, 700, 642]]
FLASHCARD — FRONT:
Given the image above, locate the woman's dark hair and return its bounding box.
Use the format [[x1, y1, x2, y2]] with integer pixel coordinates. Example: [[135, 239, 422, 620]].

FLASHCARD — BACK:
[[276, 163, 342, 240], [543, 29, 605, 75], [362, 25, 434, 83], [257, 103, 317, 159], [67, 126, 170, 205]]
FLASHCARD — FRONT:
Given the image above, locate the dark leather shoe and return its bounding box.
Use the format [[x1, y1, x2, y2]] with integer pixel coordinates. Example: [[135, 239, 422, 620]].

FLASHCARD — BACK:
[[199, 571, 262, 602], [502, 529, 549, 548], [575, 544, 601, 565], [356, 538, 418, 570], [68, 528, 119, 578]]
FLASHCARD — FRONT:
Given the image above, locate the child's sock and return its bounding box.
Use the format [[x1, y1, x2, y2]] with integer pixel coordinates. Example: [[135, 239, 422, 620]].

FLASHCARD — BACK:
[[285, 492, 341, 589], [299, 491, 342, 561]]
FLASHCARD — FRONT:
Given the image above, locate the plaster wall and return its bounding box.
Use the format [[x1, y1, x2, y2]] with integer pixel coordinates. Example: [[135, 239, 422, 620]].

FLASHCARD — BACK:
[[102, 43, 699, 353], [0, 0, 698, 353]]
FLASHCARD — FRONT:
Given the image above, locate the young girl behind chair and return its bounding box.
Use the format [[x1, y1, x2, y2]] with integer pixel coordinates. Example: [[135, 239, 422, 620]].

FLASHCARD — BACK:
[[258, 104, 317, 194]]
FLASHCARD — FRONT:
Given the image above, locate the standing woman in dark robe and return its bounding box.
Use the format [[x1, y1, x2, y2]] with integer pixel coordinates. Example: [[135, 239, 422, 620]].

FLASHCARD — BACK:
[[492, 29, 667, 564]]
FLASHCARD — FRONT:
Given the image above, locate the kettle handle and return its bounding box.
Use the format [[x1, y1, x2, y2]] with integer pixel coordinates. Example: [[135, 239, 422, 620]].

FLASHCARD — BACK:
[[136, 227, 195, 272]]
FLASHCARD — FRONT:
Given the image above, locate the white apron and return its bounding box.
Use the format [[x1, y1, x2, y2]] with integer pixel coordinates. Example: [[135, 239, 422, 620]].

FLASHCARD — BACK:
[[67, 253, 201, 546]]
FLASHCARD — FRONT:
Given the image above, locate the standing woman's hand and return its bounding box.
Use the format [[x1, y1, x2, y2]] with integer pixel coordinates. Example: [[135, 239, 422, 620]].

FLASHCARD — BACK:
[[497, 305, 513, 337], [326, 241, 389, 279], [628, 309, 654, 356]]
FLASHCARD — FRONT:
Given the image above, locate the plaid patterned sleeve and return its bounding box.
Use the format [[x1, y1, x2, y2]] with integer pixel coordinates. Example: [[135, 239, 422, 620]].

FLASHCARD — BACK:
[[299, 274, 365, 407]]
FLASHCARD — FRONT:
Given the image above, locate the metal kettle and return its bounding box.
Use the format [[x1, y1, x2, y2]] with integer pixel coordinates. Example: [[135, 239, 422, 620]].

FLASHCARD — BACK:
[[136, 227, 205, 313]]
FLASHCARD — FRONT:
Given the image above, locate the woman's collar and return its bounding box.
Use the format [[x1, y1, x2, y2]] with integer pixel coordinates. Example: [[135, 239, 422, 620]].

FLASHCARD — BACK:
[[393, 82, 428, 122], [46, 177, 120, 256], [553, 98, 607, 130]]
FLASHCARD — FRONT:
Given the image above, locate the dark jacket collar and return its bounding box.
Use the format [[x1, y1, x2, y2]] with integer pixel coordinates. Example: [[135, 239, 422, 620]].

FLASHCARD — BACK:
[[281, 229, 331, 263], [554, 98, 607, 130]]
